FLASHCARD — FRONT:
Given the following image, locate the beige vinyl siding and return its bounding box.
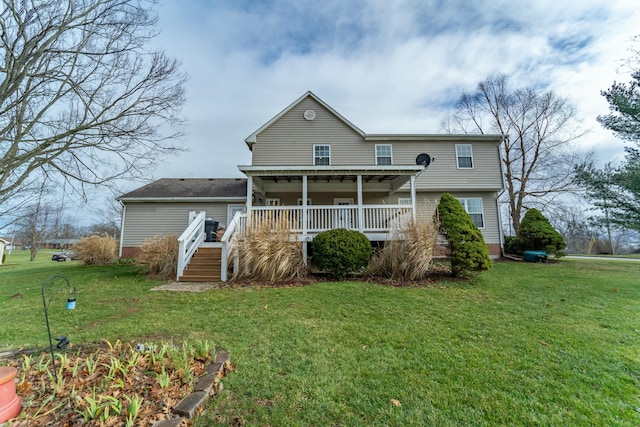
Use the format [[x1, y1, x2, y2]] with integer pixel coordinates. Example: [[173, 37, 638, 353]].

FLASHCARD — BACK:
[[252, 97, 371, 166], [390, 141, 503, 191], [254, 107, 503, 191], [122, 202, 231, 246], [385, 191, 501, 244]]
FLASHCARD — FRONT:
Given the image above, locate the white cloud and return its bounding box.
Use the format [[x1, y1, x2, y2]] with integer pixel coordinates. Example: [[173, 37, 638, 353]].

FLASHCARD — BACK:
[[122, 0, 640, 193]]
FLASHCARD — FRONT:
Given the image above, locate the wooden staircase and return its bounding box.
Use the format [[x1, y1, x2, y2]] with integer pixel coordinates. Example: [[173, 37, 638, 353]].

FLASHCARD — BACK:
[[179, 247, 222, 282]]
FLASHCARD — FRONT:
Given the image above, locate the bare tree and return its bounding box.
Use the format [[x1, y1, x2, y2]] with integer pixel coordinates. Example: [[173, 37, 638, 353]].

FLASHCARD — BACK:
[[549, 202, 596, 254], [443, 75, 586, 234], [17, 197, 61, 260], [0, 0, 186, 205]]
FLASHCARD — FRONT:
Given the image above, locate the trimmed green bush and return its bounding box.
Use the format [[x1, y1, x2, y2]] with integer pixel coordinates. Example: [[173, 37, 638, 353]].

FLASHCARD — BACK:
[[517, 208, 565, 255], [312, 228, 371, 280], [437, 193, 492, 277], [504, 235, 527, 255]]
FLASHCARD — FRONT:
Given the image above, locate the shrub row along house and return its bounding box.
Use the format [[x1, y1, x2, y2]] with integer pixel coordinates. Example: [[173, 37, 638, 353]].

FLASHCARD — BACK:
[[118, 92, 505, 281]]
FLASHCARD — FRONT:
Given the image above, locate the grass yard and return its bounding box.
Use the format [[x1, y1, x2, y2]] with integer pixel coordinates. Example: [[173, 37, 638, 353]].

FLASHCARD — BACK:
[[1, 251, 639, 426]]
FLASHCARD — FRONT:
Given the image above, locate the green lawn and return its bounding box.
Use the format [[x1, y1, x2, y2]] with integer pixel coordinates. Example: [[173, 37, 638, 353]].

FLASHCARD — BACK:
[[1, 250, 639, 426]]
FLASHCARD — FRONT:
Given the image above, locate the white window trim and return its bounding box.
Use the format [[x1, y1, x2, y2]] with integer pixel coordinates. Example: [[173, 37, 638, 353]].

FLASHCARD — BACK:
[[457, 197, 485, 229], [227, 204, 246, 227], [297, 198, 312, 205], [455, 144, 474, 169], [375, 144, 393, 165], [313, 144, 331, 166], [265, 198, 280, 206], [398, 198, 412, 206]]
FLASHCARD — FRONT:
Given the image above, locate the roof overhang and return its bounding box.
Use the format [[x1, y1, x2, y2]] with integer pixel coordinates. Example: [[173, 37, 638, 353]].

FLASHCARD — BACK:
[[238, 165, 425, 190], [118, 197, 247, 203], [239, 164, 423, 177], [364, 134, 504, 142]]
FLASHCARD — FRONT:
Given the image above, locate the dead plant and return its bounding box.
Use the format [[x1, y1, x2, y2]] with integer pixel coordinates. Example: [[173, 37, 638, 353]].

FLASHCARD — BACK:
[[137, 234, 178, 279], [369, 204, 439, 281], [233, 211, 306, 282], [74, 234, 118, 265]]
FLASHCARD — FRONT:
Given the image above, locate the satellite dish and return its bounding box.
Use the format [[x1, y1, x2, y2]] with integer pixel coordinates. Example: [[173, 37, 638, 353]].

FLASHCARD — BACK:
[[416, 153, 431, 167]]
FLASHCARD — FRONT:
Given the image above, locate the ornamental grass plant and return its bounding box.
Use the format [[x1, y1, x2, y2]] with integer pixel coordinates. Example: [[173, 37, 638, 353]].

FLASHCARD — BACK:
[[136, 234, 178, 279], [369, 205, 439, 281], [74, 234, 118, 265], [234, 211, 306, 282]]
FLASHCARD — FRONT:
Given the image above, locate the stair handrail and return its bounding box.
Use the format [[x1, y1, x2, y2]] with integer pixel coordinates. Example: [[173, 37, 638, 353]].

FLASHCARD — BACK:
[[220, 212, 246, 282], [177, 211, 206, 281]]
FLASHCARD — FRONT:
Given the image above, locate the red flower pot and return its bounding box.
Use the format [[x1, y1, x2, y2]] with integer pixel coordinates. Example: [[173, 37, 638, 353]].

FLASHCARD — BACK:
[[0, 366, 21, 423]]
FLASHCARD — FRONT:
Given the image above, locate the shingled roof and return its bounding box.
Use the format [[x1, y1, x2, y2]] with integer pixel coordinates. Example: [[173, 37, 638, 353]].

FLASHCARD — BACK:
[[118, 178, 247, 200]]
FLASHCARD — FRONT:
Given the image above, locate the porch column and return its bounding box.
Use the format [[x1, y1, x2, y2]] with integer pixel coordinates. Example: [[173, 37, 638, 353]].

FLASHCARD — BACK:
[[357, 175, 364, 232], [246, 175, 253, 226], [302, 175, 308, 265], [410, 175, 417, 221]]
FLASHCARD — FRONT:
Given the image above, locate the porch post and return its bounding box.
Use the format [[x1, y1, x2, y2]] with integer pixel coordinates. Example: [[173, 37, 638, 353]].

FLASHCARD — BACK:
[[357, 175, 364, 232], [246, 175, 253, 226], [302, 175, 308, 265], [410, 175, 417, 221]]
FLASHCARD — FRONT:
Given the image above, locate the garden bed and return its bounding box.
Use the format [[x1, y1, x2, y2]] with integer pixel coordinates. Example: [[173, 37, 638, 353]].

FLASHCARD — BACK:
[[1, 340, 228, 426]]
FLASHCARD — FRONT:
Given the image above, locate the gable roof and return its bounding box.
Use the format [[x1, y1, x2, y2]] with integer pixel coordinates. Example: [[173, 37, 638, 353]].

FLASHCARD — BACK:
[[244, 91, 365, 147], [118, 178, 247, 201]]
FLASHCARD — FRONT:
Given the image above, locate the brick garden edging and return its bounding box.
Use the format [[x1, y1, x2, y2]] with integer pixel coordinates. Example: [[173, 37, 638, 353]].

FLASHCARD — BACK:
[[152, 350, 231, 427]]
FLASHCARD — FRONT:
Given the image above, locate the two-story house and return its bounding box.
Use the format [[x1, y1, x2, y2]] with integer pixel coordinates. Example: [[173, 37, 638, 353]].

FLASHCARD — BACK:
[[118, 91, 505, 281]]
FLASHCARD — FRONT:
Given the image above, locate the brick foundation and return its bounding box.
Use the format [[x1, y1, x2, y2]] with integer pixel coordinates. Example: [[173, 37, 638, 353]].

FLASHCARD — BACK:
[[121, 246, 142, 259], [487, 243, 502, 257]]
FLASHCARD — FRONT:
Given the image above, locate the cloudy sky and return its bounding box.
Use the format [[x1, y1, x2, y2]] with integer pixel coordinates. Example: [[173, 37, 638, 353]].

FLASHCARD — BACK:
[[99, 0, 639, 211]]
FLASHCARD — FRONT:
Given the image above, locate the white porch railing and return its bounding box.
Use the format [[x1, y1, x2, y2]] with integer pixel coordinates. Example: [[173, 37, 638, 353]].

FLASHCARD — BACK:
[[176, 211, 206, 281], [250, 204, 412, 233], [218, 205, 412, 281]]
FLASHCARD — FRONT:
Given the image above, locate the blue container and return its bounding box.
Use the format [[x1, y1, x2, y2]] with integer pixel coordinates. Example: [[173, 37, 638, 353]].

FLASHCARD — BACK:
[[523, 250, 547, 263], [66, 297, 76, 310]]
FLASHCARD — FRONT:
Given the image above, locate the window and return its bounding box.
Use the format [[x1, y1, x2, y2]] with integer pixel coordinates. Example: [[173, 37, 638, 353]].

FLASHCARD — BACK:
[[398, 198, 412, 205], [314, 145, 330, 165], [265, 198, 280, 206], [458, 197, 484, 228], [456, 144, 473, 169], [297, 198, 312, 205], [375, 144, 392, 165]]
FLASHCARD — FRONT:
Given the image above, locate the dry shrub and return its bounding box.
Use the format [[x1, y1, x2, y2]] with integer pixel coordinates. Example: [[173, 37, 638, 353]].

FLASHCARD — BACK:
[[137, 234, 179, 279], [75, 234, 118, 265], [369, 207, 439, 281], [233, 211, 306, 282]]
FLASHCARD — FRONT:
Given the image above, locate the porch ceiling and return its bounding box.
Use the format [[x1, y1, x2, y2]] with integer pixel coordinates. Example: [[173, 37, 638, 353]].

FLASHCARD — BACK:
[[238, 165, 424, 183]]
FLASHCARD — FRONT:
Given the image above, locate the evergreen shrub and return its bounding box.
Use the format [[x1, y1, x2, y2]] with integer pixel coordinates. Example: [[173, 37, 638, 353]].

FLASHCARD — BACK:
[[312, 228, 371, 280], [517, 208, 565, 255], [437, 193, 492, 277]]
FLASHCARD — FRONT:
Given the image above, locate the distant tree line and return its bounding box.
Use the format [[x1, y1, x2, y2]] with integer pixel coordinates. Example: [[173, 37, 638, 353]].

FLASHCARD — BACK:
[[12, 200, 121, 261]]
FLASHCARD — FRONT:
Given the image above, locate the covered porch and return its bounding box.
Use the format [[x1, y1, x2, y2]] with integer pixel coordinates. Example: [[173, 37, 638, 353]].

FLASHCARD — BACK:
[[177, 165, 426, 281], [240, 164, 425, 239]]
